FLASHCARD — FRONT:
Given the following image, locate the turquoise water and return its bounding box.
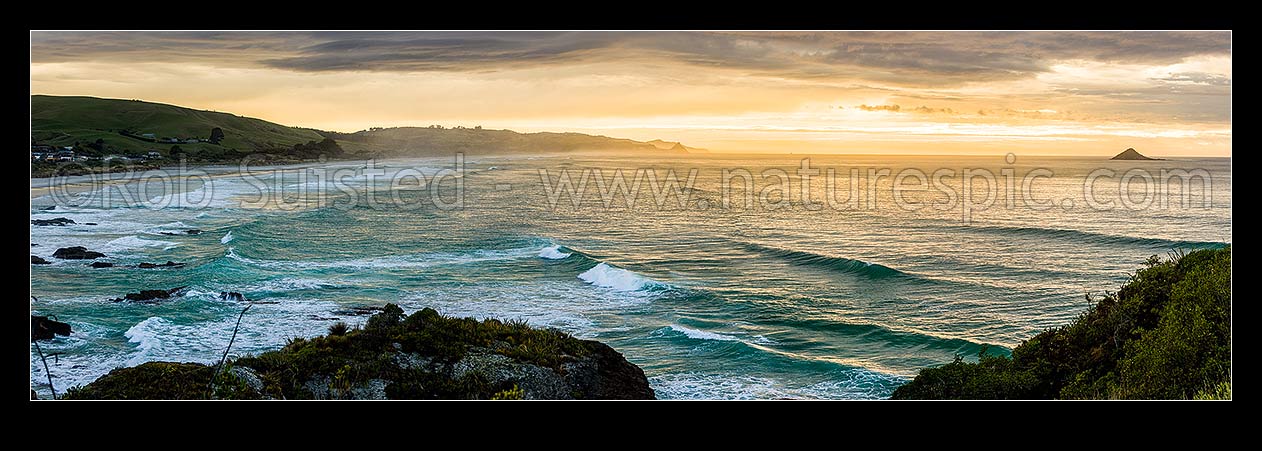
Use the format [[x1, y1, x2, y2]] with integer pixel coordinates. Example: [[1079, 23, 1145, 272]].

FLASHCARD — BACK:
[[30, 154, 1231, 399]]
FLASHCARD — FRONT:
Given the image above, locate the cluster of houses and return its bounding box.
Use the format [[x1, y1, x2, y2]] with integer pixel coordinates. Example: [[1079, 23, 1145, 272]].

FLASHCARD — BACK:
[[31, 145, 164, 163]]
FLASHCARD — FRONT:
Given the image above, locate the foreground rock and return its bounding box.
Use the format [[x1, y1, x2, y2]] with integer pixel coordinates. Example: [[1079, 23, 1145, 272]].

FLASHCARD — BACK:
[[108, 286, 188, 304], [65, 304, 655, 400], [52, 246, 106, 260], [32, 315, 72, 341], [32, 256, 51, 265], [137, 261, 185, 269], [32, 217, 75, 226]]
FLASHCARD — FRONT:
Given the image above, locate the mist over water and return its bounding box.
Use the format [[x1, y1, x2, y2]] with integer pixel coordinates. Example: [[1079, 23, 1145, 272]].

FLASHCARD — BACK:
[[30, 154, 1231, 399]]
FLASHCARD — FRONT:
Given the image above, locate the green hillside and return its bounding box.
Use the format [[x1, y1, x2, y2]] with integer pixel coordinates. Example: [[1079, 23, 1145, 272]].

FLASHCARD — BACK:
[[31, 95, 325, 156], [321, 127, 687, 157], [30, 95, 701, 171]]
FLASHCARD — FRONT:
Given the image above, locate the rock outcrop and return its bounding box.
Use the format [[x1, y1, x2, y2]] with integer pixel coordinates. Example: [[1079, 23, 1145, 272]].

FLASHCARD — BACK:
[[220, 292, 247, 302], [32, 217, 75, 226], [31, 256, 51, 265], [137, 261, 185, 269], [64, 304, 655, 400], [1111, 148, 1161, 160], [32, 315, 72, 341], [90, 262, 114, 268], [52, 246, 106, 260], [108, 286, 188, 304]]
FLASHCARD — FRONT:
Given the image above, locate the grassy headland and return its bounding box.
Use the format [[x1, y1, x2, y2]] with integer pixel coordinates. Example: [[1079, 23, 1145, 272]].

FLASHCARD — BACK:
[[31, 95, 701, 178]]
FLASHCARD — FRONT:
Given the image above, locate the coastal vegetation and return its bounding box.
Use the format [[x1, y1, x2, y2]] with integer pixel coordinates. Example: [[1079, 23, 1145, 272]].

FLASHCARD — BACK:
[[891, 246, 1231, 399]]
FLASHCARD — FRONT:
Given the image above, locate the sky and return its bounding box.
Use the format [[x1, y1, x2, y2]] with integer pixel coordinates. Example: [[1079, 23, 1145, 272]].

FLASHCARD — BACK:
[[30, 31, 1231, 156]]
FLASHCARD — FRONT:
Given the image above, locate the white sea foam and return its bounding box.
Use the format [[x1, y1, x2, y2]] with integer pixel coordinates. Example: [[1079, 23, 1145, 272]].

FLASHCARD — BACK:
[[668, 324, 741, 342], [648, 372, 904, 400], [118, 299, 344, 369], [101, 235, 180, 252], [227, 247, 536, 270], [221, 231, 234, 244], [248, 278, 342, 292], [124, 317, 168, 364], [538, 245, 572, 259], [400, 280, 651, 339], [577, 263, 654, 291]]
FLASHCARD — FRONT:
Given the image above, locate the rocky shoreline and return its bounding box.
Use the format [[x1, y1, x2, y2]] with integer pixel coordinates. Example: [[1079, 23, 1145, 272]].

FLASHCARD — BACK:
[[54, 304, 655, 400]]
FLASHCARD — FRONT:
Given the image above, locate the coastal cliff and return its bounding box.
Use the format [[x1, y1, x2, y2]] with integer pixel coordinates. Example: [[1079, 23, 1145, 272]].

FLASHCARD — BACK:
[[64, 304, 655, 400]]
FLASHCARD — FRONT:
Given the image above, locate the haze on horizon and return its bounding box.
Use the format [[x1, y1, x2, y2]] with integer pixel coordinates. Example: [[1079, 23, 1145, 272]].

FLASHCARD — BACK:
[[30, 31, 1231, 157]]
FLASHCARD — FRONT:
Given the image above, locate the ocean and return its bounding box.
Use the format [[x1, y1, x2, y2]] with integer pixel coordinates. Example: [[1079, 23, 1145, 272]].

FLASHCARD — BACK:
[[29, 153, 1232, 399]]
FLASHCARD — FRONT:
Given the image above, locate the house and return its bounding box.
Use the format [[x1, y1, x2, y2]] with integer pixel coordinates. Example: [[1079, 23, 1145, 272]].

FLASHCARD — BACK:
[[141, 133, 156, 139], [54, 150, 75, 162], [31, 152, 46, 161], [184, 138, 200, 144], [103, 155, 127, 162], [147, 151, 163, 158]]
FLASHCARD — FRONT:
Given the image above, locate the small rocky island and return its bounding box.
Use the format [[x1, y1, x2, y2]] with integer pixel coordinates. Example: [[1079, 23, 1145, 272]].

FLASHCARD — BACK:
[[1110, 148, 1162, 160], [62, 304, 655, 400]]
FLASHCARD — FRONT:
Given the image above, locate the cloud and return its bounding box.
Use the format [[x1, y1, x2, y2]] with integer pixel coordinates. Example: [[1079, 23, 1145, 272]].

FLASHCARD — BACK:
[[30, 31, 1231, 86]]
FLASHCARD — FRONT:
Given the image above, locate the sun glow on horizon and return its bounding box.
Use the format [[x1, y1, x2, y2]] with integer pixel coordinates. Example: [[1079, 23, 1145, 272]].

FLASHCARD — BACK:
[[30, 31, 1232, 157]]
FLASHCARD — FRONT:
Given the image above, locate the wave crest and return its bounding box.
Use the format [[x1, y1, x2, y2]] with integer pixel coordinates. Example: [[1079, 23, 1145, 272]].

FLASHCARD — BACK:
[[538, 245, 572, 260], [739, 242, 903, 279], [577, 263, 655, 292]]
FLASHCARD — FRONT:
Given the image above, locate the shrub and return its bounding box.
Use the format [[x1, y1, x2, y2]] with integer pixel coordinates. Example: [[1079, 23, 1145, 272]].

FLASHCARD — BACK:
[[892, 246, 1231, 399], [328, 321, 350, 336]]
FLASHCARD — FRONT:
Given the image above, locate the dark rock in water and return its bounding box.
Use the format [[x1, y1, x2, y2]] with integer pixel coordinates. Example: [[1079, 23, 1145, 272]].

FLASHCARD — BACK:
[[159, 229, 201, 236], [31, 243, 38, 247], [90, 262, 115, 268], [109, 286, 188, 304], [1111, 148, 1162, 160], [138, 261, 185, 269], [31, 256, 51, 265], [67, 304, 655, 400], [332, 306, 385, 316], [84, 222, 98, 226], [220, 291, 246, 302], [32, 217, 75, 226], [39, 206, 56, 211], [32, 315, 72, 341], [31, 390, 38, 400], [52, 246, 106, 260]]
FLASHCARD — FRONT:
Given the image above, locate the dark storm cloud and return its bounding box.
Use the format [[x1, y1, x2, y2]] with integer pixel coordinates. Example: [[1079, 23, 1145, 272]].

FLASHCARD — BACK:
[[30, 31, 1231, 85]]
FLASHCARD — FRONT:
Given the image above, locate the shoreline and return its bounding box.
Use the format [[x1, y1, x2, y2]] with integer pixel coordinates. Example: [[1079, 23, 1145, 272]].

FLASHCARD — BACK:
[[29, 158, 372, 201]]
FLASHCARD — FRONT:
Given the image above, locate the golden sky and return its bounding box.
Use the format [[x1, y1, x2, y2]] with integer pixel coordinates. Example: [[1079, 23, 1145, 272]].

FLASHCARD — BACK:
[[30, 31, 1231, 156]]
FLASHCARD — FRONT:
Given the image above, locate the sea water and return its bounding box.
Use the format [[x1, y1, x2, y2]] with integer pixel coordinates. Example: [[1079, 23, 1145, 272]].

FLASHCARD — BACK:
[[29, 154, 1231, 399]]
